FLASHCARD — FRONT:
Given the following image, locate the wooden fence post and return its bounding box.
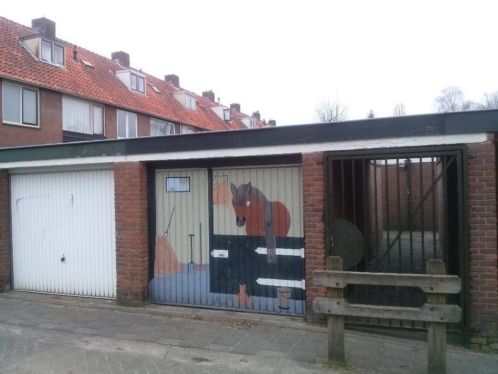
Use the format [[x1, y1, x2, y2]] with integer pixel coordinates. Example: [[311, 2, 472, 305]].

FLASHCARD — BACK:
[[326, 256, 345, 363], [313, 257, 460, 372], [427, 259, 447, 374]]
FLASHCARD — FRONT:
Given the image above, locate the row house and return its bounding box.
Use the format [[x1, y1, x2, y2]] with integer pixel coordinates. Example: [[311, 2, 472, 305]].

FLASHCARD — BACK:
[[0, 16, 273, 148]]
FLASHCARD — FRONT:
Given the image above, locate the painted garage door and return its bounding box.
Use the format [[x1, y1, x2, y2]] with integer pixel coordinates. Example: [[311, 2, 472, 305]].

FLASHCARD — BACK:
[[150, 166, 304, 315], [11, 169, 116, 298]]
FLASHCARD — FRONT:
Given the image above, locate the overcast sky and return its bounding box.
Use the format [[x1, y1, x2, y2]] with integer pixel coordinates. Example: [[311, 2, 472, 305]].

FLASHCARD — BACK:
[[3, 0, 498, 125]]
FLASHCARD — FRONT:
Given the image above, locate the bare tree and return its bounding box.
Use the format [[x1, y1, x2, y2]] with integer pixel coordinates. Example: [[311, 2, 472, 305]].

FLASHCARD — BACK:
[[481, 91, 498, 109], [434, 86, 465, 112], [315, 98, 348, 123], [393, 103, 406, 116], [461, 100, 480, 111]]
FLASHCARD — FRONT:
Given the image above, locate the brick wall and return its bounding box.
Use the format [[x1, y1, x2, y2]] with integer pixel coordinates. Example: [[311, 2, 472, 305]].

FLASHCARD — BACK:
[[0, 84, 62, 147], [467, 137, 498, 348], [137, 113, 149, 137], [302, 152, 327, 320], [380, 161, 440, 231], [104, 106, 117, 139], [114, 162, 149, 306], [0, 170, 10, 292]]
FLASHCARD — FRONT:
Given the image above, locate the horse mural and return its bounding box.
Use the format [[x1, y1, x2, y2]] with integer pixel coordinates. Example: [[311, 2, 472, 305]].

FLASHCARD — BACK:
[[230, 182, 291, 263]]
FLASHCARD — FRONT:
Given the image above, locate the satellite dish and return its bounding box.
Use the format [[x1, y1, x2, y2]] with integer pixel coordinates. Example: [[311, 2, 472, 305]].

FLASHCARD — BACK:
[[331, 219, 365, 270]]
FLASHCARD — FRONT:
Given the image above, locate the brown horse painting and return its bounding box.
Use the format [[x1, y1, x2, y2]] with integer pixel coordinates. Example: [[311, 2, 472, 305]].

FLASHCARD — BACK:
[[230, 182, 291, 263]]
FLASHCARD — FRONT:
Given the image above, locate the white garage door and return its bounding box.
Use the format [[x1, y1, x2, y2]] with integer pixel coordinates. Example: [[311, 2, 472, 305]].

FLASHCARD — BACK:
[[11, 169, 116, 298]]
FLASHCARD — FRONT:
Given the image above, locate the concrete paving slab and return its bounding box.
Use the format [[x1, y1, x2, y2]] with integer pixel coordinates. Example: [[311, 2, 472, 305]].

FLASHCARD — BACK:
[[156, 337, 183, 346], [181, 334, 216, 348], [212, 332, 245, 347], [230, 336, 270, 355], [1, 292, 497, 374], [205, 343, 233, 352]]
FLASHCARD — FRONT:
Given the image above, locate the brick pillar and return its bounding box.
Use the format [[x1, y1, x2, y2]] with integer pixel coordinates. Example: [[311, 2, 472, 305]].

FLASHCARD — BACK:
[[114, 162, 149, 306], [302, 152, 327, 320], [0, 170, 11, 292], [467, 137, 498, 348]]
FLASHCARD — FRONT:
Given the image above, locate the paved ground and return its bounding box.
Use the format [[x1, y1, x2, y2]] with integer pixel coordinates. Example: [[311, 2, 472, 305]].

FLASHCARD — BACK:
[[0, 292, 497, 373]]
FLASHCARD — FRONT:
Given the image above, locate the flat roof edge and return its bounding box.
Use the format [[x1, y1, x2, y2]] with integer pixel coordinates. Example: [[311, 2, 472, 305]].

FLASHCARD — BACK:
[[0, 110, 497, 164]]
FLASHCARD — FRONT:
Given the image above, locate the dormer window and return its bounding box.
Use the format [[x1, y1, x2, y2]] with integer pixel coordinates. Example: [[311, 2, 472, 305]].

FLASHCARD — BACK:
[[174, 91, 196, 111], [130, 72, 145, 93], [115, 70, 146, 94], [41, 39, 64, 66], [21, 36, 65, 67], [185, 94, 196, 110], [242, 117, 256, 128], [211, 105, 230, 122], [223, 108, 231, 122]]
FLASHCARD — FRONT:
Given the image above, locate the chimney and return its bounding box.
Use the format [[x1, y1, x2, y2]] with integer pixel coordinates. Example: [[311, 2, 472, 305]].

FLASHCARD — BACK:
[[268, 119, 276, 126], [252, 111, 261, 121], [165, 74, 180, 88], [202, 90, 215, 102], [32, 17, 56, 39], [111, 51, 130, 68], [72, 45, 78, 61], [230, 103, 241, 113]]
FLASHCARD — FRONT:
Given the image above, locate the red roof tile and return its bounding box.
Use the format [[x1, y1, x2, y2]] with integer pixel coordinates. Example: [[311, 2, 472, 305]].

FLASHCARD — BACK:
[[0, 16, 269, 132]]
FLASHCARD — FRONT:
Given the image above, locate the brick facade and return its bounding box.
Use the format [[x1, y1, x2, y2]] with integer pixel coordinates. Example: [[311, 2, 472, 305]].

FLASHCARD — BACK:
[[467, 137, 498, 347], [0, 79, 198, 147], [302, 152, 327, 320], [0, 170, 10, 292], [380, 161, 440, 231], [0, 83, 63, 147], [114, 162, 149, 306], [0, 134, 496, 345], [137, 113, 150, 137], [0, 79, 154, 147], [104, 106, 117, 139]]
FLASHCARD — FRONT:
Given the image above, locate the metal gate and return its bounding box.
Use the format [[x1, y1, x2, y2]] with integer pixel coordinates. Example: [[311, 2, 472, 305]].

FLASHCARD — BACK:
[[150, 165, 305, 315], [325, 147, 467, 337]]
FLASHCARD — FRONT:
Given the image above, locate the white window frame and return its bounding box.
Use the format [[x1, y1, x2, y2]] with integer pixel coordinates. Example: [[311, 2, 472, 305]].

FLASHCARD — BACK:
[[173, 91, 197, 111], [185, 94, 196, 110], [116, 109, 138, 139], [150, 118, 176, 136], [40, 38, 65, 67], [130, 73, 145, 93], [62, 96, 105, 135], [242, 117, 257, 128], [1, 81, 40, 128], [223, 108, 231, 121], [180, 125, 195, 134]]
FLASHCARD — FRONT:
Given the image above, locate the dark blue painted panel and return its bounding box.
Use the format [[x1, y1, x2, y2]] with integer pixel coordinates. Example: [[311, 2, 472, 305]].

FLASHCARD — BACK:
[[209, 235, 305, 299]]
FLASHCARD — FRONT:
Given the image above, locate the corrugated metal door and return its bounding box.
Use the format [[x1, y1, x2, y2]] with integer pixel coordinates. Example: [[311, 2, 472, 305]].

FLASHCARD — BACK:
[[212, 166, 304, 314], [151, 165, 304, 315], [11, 169, 116, 298], [151, 169, 210, 305]]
